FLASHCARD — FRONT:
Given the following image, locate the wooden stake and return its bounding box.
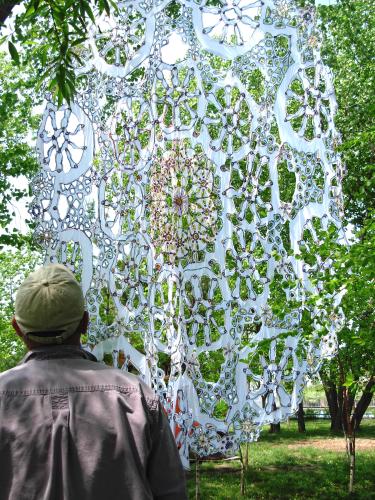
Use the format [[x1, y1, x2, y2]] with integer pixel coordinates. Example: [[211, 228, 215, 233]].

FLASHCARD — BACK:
[[195, 455, 200, 500]]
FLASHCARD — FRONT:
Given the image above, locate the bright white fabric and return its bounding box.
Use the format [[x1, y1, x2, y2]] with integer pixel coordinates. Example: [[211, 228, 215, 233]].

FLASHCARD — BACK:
[[32, 0, 344, 464]]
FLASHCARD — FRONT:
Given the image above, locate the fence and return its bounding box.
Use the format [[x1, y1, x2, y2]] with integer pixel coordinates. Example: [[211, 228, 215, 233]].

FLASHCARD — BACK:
[[290, 405, 375, 420]]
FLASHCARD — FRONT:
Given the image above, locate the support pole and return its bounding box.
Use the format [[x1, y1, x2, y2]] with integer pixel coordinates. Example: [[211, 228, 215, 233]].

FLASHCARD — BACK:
[[239, 447, 245, 496], [195, 455, 200, 500], [239, 442, 249, 496], [245, 441, 249, 470]]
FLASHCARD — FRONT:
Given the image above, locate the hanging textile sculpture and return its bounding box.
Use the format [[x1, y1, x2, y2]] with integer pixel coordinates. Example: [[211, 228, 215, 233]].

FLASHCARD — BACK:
[[32, 0, 344, 467]]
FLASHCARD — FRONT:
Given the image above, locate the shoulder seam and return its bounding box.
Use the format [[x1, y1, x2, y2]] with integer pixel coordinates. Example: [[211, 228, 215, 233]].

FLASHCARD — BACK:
[[0, 385, 142, 396]]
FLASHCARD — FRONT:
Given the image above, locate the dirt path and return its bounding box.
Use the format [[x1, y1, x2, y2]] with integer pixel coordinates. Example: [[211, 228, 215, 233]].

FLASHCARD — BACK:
[[287, 438, 375, 452]]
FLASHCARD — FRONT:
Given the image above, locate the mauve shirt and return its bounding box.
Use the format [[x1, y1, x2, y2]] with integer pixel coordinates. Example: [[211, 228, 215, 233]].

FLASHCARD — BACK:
[[0, 346, 187, 500]]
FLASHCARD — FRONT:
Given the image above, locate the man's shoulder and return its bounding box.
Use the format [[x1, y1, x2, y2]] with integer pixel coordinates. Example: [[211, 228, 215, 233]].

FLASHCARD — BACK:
[[0, 354, 157, 406], [0, 364, 26, 387], [90, 363, 156, 398]]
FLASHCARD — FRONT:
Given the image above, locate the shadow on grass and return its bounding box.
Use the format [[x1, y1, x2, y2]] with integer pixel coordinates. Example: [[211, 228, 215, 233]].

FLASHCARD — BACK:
[[258, 419, 375, 444], [186, 421, 375, 500]]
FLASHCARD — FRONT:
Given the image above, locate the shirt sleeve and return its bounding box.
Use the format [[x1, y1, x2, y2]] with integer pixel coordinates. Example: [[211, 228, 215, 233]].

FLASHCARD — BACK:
[[147, 403, 188, 500]]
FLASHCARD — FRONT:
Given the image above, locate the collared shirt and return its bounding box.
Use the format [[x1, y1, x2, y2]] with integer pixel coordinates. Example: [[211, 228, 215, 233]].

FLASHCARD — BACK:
[[0, 346, 187, 500]]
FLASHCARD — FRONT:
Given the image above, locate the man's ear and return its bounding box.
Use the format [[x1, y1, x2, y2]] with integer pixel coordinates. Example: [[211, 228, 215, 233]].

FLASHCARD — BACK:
[[12, 317, 25, 339]]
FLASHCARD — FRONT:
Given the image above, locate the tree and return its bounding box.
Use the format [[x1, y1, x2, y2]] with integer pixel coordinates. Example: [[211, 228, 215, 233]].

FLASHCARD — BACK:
[[319, 0, 375, 229], [309, 221, 375, 437], [267, 3, 374, 491], [0, 248, 41, 371], [0, 52, 40, 248], [275, 2, 375, 492], [0, 0, 117, 103], [0, 2, 121, 245], [300, 216, 375, 493], [316, 0, 375, 434]]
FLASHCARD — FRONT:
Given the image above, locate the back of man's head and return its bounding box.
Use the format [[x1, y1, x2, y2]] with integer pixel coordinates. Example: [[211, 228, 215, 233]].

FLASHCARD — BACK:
[[15, 264, 85, 345]]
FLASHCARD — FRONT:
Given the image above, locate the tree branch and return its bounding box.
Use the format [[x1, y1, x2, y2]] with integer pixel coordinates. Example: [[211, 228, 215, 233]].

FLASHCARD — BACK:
[[0, 1, 20, 26], [352, 375, 375, 430]]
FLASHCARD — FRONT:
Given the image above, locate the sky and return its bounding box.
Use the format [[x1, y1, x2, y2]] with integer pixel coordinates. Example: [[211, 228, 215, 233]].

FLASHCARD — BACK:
[[315, 0, 337, 4]]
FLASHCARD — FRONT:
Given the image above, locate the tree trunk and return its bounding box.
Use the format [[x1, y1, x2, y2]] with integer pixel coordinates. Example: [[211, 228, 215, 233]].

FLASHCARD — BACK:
[[352, 376, 375, 431], [337, 385, 344, 431], [347, 433, 356, 494], [240, 441, 249, 496], [323, 378, 343, 433], [269, 421, 281, 433], [269, 402, 281, 433], [347, 392, 355, 424], [0, 1, 19, 25], [297, 402, 306, 433], [343, 387, 356, 494]]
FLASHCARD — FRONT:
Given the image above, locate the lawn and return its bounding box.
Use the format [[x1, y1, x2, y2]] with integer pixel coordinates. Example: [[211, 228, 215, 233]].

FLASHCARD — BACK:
[[186, 420, 375, 499]]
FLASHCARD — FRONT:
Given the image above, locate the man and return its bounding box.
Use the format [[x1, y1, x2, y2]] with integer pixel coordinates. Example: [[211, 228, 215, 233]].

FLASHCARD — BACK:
[[0, 264, 187, 500]]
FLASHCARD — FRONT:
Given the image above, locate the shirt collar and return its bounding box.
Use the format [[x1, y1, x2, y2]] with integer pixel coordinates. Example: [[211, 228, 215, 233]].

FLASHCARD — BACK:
[[20, 345, 98, 364]]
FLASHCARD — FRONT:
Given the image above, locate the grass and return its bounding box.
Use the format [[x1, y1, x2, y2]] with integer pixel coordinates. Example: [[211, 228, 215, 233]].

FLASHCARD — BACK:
[[186, 420, 375, 499]]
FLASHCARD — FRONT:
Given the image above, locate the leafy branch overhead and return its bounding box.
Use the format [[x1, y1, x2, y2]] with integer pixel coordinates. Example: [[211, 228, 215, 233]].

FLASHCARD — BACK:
[[0, 0, 118, 104], [0, 52, 40, 249]]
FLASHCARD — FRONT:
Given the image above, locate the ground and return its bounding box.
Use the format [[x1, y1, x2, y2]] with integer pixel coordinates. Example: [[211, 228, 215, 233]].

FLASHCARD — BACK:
[[287, 437, 375, 452], [186, 420, 375, 499]]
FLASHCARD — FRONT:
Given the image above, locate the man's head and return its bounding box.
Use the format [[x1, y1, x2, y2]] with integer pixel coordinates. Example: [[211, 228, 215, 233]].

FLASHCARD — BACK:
[[12, 264, 88, 348]]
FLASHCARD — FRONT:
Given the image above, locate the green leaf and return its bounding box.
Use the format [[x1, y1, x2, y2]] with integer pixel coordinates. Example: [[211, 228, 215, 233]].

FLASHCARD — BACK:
[[70, 51, 83, 65], [24, 3, 36, 18], [71, 36, 88, 47], [343, 373, 354, 388], [8, 41, 20, 65], [84, 3, 96, 25]]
